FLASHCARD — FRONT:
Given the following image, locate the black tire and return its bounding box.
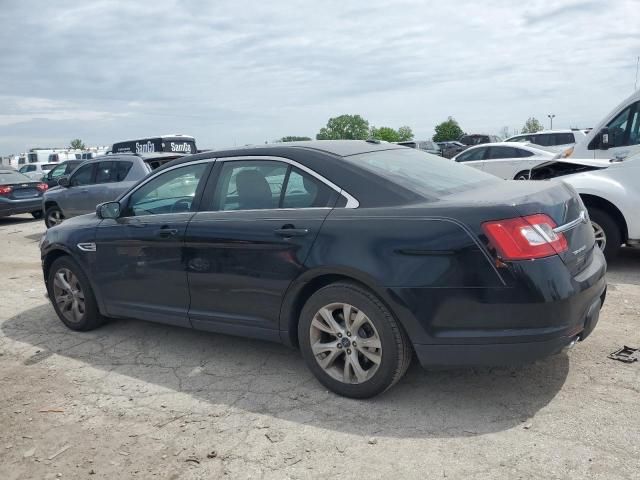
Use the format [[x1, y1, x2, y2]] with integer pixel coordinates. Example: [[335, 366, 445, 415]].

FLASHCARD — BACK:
[[31, 210, 43, 219], [298, 282, 412, 398], [47, 256, 104, 331], [44, 205, 64, 228], [514, 170, 530, 180], [587, 207, 621, 261]]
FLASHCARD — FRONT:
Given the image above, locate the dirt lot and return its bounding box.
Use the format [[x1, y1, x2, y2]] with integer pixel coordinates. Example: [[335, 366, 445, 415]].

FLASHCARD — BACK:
[[0, 214, 638, 480]]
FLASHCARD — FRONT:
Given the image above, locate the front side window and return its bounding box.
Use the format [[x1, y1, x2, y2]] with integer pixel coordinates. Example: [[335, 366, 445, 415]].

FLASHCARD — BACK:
[[606, 102, 639, 147], [70, 163, 95, 186], [456, 147, 486, 162], [126, 163, 207, 216]]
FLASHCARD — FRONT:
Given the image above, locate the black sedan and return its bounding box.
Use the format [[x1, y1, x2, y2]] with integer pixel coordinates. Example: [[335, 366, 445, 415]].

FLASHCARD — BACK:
[[0, 169, 48, 218], [40, 141, 606, 398]]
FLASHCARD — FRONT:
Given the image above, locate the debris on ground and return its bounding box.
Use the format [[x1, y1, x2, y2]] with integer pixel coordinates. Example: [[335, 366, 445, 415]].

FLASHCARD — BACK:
[[47, 445, 70, 460], [608, 346, 639, 363]]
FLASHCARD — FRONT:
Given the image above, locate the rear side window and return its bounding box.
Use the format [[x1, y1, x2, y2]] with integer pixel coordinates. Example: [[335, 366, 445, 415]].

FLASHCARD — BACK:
[[486, 147, 521, 159], [553, 133, 575, 145], [516, 148, 534, 158], [346, 148, 498, 197], [95, 161, 133, 183], [282, 168, 335, 208]]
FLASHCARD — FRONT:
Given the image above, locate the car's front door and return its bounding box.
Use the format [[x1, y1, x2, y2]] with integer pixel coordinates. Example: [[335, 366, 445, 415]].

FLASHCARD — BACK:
[[455, 146, 487, 171], [61, 162, 97, 216], [93, 161, 211, 327], [184, 158, 340, 338]]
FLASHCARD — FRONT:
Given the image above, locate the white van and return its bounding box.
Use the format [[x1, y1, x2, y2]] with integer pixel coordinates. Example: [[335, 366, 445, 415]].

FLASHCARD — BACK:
[[571, 89, 640, 160]]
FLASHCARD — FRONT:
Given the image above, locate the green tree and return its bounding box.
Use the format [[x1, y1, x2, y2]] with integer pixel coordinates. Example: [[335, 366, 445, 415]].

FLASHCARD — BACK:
[[369, 125, 414, 142], [397, 125, 413, 141], [521, 117, 543, 134], [69, 138, 85, 150], [432, 117, 464, 142], [316, 114, 370, 140], [280, 136, 311, 142], [370, 126, 401, 142]]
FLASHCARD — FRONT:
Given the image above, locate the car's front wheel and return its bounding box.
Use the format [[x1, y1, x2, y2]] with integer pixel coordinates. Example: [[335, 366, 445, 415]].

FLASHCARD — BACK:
[[47, 256, 104, 331], [299, 282, 412, 398], [44, 205, 64, 228]]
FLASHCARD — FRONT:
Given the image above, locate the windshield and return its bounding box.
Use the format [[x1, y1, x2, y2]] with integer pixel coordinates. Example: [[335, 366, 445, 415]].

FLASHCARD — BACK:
[[345, 148, 499, 197], [0, 170, 32, 183]]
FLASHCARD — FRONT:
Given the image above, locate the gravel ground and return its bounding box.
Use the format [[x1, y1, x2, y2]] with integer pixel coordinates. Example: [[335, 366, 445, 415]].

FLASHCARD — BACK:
[[0, 214, 638, 480]]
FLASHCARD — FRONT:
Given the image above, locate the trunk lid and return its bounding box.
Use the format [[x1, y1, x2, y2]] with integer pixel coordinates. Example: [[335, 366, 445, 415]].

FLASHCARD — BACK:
[[5, 181, 43, 200], [439, 180, 595, 274]]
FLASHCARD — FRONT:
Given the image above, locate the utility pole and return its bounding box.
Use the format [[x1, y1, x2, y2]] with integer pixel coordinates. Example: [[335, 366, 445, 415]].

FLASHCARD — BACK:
[[547, 114, 555, 130]]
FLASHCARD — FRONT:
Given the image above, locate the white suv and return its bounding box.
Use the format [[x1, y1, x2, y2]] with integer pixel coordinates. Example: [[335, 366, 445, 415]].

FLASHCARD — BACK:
[[505, 130, 586, 154]]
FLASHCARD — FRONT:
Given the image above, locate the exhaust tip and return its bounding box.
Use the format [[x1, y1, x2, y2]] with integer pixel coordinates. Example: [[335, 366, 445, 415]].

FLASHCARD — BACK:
[[562, 337, 578, 353]]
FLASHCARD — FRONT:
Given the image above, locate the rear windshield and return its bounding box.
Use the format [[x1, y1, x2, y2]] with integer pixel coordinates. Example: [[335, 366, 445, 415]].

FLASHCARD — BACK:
[[0, 170, 31, 183], [345, 148, 499, 197]]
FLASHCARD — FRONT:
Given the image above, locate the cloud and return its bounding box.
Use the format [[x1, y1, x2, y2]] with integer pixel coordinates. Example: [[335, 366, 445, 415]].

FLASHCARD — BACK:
[[0, 0, 638, 153]]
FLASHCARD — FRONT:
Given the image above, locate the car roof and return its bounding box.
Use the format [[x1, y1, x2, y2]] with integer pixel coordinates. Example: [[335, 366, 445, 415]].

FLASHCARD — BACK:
[[462, 142, 555, 154]]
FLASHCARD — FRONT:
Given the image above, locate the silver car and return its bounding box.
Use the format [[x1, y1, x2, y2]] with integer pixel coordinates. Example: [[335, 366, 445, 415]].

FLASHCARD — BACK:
[[42, 155, 153, 228]]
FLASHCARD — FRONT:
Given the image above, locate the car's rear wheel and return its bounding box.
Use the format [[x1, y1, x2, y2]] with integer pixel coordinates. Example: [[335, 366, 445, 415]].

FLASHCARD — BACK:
[[31, 210, 43, 219], [44, 206, 64, 228], [587, 207, 621, 261], [298, 282, 412, 398], [48, 256, 104, 331]]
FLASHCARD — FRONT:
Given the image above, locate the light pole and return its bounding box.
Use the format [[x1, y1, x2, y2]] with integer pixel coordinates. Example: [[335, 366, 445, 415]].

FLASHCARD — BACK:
[[547, 114, 555, 130]]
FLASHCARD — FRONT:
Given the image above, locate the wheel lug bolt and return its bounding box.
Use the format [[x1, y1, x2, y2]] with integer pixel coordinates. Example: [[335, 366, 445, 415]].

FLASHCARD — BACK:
[[347, 349, 352, 354], [352, 342, 357, 347], [337, 333, 342, 338], [347, 332, 351, 337]]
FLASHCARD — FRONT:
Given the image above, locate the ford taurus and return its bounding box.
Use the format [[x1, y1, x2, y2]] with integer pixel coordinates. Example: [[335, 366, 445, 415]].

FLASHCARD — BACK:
[[40, 140, 606, 398]]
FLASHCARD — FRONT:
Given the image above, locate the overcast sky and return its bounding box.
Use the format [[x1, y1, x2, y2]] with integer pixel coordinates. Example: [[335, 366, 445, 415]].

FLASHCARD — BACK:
[[1, 0, 638, 155]]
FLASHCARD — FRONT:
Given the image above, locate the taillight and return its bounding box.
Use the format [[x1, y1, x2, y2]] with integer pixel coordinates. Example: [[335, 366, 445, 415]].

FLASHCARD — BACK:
[[37, 183, 48, 192], [482, 214, 568, 260], [0, 185, 12, 196]]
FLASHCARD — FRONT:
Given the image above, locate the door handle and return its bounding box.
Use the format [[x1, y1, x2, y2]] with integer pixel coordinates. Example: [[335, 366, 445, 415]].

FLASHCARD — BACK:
[[155, 228, 178, 238], [274, 225, 309, 237]]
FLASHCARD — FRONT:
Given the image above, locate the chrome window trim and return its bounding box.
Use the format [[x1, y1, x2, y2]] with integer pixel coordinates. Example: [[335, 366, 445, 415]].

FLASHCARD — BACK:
[[216, 155, 359, 208]]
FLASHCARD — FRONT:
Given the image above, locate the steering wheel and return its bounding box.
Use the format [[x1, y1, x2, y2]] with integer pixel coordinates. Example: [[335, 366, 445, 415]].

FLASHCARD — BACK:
[[171, 199, 192, 213]]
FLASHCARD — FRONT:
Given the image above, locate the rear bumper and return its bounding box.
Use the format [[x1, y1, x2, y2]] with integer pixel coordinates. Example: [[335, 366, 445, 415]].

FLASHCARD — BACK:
[[388, 248, 607, 368], [0, 198, 42, 217], [413, 292, 603, 367]]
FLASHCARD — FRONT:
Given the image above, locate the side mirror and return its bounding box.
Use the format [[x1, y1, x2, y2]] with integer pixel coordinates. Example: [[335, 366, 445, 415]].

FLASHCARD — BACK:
[[599, 127, 610, 150], [57, 176, 70, 187], [96, 201, 121, 219]]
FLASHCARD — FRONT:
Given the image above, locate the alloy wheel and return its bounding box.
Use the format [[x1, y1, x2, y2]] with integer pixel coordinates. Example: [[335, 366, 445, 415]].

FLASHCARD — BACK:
[[47, 209, 64, 227], [592, 221, 606, 252], [309, 302, 382, 384], [52, 268, 85, 323]]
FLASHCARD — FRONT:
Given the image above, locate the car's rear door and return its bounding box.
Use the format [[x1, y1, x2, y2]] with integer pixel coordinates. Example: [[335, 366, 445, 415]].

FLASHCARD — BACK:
[[94, 161, 211, 326], [184, 157, 339, 338], [483, 146, 526, 179]]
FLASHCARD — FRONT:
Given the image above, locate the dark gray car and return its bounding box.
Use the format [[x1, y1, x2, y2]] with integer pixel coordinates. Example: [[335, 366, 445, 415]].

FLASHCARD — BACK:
[[42, 155, 154, 228]]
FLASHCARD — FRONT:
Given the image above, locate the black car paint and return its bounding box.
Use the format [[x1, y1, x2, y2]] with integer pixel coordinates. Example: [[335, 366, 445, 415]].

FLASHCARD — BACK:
[[0, 177, 45, 217], [41, 141, 606, 368]]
